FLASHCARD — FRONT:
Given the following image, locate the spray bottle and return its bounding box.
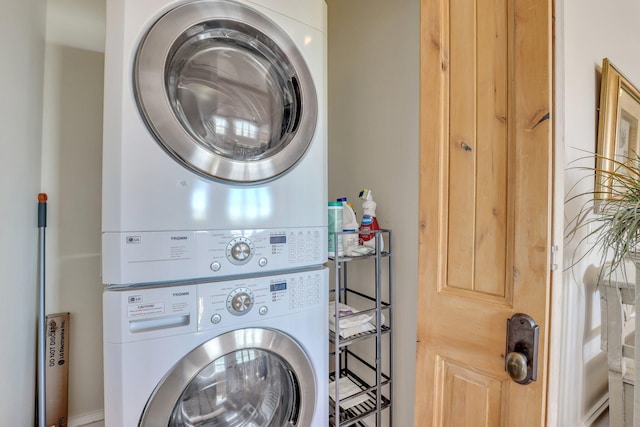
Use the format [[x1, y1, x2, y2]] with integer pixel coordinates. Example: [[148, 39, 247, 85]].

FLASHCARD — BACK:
[[358, 189, 383, 251]]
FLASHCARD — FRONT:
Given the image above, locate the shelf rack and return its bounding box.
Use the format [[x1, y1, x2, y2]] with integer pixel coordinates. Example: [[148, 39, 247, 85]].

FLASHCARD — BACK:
[[328, 229, 392, 427]]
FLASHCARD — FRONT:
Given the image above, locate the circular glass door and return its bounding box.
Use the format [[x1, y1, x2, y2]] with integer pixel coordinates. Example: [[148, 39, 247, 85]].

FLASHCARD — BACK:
[[140, 328, 317, 426], [134, 0, 318, 183]]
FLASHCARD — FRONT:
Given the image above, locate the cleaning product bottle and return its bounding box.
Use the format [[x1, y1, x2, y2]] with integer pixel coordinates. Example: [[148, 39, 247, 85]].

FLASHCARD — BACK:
[[328, 201, 343, 257], [358, 189, 383, 251], [337, 197, 359, 256]]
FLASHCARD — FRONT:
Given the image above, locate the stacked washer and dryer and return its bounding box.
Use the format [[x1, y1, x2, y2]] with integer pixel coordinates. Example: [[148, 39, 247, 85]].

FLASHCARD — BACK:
[[101, 0, 328, 425]]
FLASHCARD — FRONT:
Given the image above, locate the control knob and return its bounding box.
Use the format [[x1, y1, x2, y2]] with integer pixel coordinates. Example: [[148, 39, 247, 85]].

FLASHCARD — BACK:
[[226, 237, 254, 265], [226, 287, 254, 315]]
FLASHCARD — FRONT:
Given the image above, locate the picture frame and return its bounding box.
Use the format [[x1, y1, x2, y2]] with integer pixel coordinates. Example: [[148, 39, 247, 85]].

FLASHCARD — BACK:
[[595, 58, 640, 201]]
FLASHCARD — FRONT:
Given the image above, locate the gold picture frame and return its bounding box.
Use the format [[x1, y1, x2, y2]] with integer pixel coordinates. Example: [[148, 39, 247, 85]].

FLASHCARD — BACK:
[[595, 58, 640, 201]]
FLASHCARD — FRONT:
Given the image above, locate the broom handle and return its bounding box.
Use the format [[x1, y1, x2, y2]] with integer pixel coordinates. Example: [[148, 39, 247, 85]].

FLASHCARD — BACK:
[[37, 193, 47, 427]]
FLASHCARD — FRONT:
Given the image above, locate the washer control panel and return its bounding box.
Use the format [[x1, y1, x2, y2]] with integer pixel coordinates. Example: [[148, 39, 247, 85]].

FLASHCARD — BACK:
[[104, 284, 198, 344], [197, 268, 327, 330]]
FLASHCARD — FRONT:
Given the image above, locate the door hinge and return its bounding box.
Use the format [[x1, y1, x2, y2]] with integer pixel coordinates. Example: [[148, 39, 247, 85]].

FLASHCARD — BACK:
[[550, 245, 559, 271]]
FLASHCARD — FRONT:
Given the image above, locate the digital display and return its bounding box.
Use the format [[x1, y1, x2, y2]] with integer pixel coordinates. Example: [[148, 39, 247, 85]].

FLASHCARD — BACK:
[[270, 282, 287, 292], [270, 235, 286, 244]]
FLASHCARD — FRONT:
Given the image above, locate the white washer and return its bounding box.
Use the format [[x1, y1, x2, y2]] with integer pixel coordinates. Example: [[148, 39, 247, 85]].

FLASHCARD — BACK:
[[102, 0, 327, 286], [103, 267, 328, 426]]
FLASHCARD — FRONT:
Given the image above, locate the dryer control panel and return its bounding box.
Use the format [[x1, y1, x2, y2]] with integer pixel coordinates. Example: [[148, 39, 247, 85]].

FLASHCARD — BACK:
[[102, 227, 327, 287], [195, 228, 324, 277]]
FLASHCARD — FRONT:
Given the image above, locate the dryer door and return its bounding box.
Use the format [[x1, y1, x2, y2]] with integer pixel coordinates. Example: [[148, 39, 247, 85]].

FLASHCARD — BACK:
[[139, 328, 317, 426], [134, 0, 318, 183]]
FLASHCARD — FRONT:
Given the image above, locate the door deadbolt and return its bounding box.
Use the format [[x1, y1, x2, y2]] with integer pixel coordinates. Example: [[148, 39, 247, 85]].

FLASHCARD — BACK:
[[505, 313, 539, 385]]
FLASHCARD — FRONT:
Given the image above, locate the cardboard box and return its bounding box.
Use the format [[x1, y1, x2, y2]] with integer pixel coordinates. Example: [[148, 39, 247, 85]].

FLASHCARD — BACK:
[[45, 312, 70, 427]]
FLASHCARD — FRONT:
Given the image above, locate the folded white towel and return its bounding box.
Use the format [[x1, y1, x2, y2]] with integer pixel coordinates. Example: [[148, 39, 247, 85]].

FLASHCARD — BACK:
[[330, 322, 376, 337], [347, 245, 375, 256], [329, 302, 372, 328], [329, 301, 385, 337], [329, 377, 369, 409]]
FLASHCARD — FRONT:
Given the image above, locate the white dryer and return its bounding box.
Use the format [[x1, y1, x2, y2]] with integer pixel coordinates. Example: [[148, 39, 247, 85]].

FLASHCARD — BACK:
[[103, 268, 328, 426], [102, 0, 327, 286]]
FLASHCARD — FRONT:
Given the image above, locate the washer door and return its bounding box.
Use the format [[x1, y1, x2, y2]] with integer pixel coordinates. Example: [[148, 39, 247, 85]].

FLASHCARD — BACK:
[[134, 0, 318, 183], [139, 328, 317, 426]]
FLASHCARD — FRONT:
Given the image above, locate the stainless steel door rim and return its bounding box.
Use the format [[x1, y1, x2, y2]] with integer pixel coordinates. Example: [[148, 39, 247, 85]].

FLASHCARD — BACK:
[[139, 327, 317, 426], [134, 0, 318, 183]]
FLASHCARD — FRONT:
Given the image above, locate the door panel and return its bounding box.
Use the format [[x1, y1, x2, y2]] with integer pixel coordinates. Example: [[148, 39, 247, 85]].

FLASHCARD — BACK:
[[416, 0, 552, 424], [447, 0, 510, 298], [438, 357, 504, 426]]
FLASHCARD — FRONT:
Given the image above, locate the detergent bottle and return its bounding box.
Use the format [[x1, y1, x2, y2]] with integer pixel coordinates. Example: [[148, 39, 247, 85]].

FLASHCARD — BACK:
[[358, 189, 383, 251], [328, 201, 343, 257], [337, 197, 359, 256]]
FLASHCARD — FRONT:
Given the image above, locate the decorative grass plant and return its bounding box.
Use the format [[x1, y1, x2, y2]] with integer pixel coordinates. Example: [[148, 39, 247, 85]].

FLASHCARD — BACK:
[[566, 153, 640, 278]]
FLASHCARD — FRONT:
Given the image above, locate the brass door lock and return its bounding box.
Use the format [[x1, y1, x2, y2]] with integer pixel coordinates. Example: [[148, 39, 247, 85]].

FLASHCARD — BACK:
[[505, 314, 539, 385]]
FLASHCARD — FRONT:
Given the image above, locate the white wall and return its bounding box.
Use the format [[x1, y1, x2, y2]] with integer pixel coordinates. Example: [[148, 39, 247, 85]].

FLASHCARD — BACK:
[[327, 1, 419, 426], [46, 0, 105, 53], [41, 43, 105, 420], [0, 0, 46, 424], [554, 0, 640, 425], [38, 0, 107, 421]]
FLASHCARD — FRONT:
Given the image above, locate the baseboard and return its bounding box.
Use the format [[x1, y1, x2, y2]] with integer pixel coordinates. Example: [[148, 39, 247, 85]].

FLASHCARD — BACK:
[[584, 394, 608, 426], [68, 409, 104, 427]]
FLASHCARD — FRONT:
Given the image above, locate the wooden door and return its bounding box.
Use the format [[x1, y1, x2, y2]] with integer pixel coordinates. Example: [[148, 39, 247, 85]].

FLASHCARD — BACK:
[[415, 0, 553, 425]]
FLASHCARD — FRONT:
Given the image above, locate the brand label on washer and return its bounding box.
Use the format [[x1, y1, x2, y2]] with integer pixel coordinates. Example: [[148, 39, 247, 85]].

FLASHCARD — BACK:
[[128, 303, 165, 318], [125, 235, 141, 244]]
